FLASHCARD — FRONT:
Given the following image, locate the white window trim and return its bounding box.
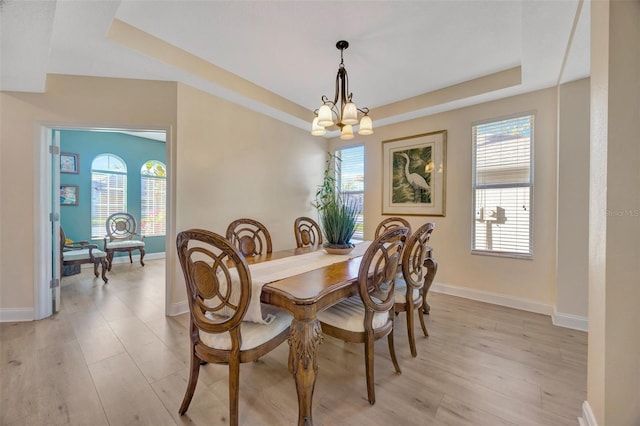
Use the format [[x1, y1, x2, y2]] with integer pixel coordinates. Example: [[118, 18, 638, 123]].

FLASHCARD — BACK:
[[140, 160, 167, 237], [335, 145, 365, 242], [471, 113, 535, 259], [91, 154, 128, 239]]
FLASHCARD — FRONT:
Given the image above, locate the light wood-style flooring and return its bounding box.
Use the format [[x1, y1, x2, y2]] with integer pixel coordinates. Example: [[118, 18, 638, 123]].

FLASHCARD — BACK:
[[0, 259, 586, 425]]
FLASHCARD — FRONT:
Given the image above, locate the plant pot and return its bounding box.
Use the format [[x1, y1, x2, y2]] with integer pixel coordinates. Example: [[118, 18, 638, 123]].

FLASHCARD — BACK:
[[323, 243, 355, 255]]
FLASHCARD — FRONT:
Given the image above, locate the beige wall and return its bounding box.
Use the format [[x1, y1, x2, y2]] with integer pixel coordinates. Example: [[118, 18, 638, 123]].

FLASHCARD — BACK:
[[331, 87, 559, 306], [0, 75, 326, 317], [588, 1, 640, 424], [0, 75, 178, 314], [557, 78, 590, 319], [170, 83, 325, 305]]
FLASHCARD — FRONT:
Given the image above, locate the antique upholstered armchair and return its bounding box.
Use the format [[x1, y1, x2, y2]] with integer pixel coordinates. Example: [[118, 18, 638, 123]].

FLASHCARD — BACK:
[[103, 212, 145, 270], [61, 227, 108, 283]]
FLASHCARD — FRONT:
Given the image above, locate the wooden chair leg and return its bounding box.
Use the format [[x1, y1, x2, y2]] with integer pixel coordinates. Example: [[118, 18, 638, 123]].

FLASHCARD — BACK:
[[107, 252, 114, 271], [406, 304, 417, 358], [93, 259, 100, 278], [228, 357, 240, 426], [417, 303, 428, 337], [387, 329, 401, 374], [179, 351, 201, 415], [139, 248, 146, 266], [364, 335, 376, 405], [422, 300, 431, 315], [100, 258, 108, 283]]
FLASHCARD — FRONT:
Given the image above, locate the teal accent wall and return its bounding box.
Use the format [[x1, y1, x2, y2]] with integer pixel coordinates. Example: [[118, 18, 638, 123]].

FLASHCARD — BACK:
[[59, 130, 166, 255]]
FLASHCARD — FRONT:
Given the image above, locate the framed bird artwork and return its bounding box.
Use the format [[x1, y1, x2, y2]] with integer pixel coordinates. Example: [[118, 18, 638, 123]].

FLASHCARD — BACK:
[[382, 130, 446, 216]]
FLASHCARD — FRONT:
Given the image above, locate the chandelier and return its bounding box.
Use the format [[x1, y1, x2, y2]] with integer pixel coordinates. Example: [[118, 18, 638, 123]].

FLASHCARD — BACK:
[[311, 40, 373, 139]]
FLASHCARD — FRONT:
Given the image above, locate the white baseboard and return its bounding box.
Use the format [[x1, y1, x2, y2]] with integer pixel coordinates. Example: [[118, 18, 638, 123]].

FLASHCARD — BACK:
[[431, 282, 588, 331], [80, 251, 166, 269], [110, 251, 166, 264], [430, 281, 554, 316], [0, 308, 34, 322], [552, 308, 588, 332], [167, 299, 188, 317], [579, 401, 597, 426]]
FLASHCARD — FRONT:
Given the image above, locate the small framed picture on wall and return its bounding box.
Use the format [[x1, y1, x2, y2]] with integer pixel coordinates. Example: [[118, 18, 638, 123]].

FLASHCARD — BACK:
[[60, 152, 79, 174], [60, 185, 78, 206]]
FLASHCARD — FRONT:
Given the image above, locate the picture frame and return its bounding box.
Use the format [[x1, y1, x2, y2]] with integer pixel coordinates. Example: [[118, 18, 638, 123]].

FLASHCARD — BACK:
[[382, 130, 447, 216], [60, 185, 79, 206], [60, 152, 79, 174]]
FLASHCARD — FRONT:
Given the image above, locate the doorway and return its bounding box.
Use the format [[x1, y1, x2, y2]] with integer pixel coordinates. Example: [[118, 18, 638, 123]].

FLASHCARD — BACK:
[[34, 124, 172, 320]]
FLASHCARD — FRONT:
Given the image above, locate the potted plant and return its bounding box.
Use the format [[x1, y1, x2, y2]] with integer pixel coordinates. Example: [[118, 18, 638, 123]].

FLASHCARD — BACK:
[[313, 153, 360, 254]]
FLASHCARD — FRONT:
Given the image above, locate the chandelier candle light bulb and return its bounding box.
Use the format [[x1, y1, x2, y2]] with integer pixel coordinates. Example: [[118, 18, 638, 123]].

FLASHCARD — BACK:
[[311, 40, 374, 139]]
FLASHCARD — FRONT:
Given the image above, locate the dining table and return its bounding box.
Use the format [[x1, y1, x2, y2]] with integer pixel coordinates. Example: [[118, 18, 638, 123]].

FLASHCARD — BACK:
[[239, 240, 435, 425], [242, 243, 369, 426]]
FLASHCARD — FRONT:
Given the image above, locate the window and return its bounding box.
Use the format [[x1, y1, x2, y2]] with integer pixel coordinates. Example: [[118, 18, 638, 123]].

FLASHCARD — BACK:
[[91, 154, 127, 239], [336, 145, 364, 240], [140, 160, 166, 236], [472, 114, 533, 257]]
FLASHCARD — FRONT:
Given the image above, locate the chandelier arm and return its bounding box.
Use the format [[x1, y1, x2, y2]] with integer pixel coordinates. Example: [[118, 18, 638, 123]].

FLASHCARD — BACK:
[[338, 67, 348, 112], [332, 69, 341, 106], [342, 67, 352, 104]]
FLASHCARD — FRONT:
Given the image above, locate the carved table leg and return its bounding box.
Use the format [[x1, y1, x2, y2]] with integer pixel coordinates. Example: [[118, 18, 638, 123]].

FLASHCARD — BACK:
[[288, 318, 323, 426]]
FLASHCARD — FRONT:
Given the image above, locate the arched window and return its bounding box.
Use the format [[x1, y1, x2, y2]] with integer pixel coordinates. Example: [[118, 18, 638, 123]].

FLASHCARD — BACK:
[[140, 160, 166, 236], [91, 154, 127, 238]]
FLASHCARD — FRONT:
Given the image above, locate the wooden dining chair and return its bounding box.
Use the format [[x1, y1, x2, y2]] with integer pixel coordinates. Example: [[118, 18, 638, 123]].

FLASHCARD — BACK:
[[176, 229, 292, 426], [374, 216, 412, 239], [293, 216, 323, 248], [394, 222, 437, 357], [317, 226, 409, 405], [225, 218, 273, 257]]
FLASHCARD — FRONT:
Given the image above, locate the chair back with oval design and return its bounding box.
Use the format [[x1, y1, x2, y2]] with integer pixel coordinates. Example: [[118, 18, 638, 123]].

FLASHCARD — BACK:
[[374, 216, 412, 239], [318, 225, 409, 405], [226, 218, 273, 257], [395, 222, 437, 357], [176, 228, 291, 426], [104, 212, 145, 270], [294, 216, 323, 248], [177, 229, 251, 336], [401, 222, 435, 291], [359, 226, 409, 320]]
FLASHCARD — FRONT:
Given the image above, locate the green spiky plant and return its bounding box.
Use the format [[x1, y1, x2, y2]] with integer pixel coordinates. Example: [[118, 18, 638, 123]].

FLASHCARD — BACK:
[[312, 153, 360, 249]]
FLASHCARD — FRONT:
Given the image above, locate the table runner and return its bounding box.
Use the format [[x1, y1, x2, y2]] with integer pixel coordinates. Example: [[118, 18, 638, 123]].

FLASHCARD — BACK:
[[247, 241, 371, 323]]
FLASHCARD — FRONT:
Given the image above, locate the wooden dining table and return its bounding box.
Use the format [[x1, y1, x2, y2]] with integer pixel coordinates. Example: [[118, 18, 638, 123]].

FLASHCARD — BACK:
[[243, 245, 366, 426], [242, 241, 436, 425]]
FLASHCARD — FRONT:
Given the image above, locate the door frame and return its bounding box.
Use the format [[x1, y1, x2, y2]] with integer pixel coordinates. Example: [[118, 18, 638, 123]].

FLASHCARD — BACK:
[[33, 122, 174, 320]]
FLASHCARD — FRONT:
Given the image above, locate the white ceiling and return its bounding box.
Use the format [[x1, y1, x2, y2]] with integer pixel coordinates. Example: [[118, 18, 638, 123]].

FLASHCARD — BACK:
[[1, 0, 589, 133]]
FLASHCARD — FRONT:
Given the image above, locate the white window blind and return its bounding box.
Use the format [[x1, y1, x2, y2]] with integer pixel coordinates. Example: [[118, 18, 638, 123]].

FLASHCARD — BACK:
[[336, 145, 364, 240], [140, 160, 166, 237], [91, 154, 127, 239], [472, 115, 533, 257]]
